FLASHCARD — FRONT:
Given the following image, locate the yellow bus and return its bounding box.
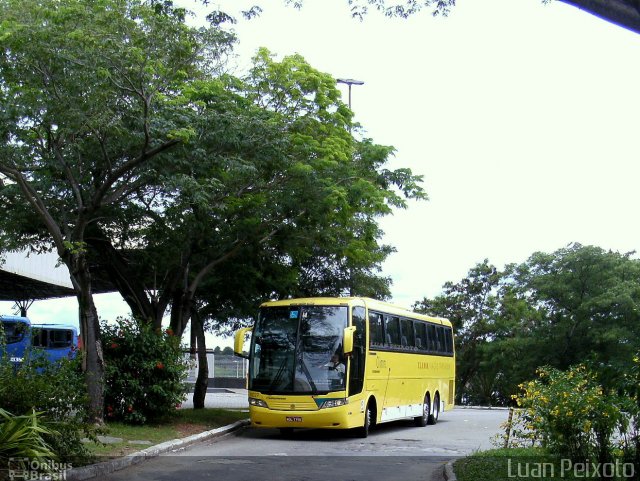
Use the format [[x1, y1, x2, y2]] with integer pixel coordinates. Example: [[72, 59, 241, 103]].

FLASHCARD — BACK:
[[234, 297, 455, 437]]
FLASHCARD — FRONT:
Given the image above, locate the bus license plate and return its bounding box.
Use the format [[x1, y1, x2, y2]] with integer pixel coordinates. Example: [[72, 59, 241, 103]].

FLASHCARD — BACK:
[[286, 416, 302, 422]]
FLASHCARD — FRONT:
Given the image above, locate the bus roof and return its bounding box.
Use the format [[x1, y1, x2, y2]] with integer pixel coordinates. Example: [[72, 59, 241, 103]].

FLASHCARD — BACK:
[[260, 297, 451, 327], [31, 323, 78, 332], [0, 315, 30, 324]]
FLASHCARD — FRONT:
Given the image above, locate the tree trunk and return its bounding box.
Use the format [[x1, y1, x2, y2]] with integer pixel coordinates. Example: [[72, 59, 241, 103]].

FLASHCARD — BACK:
[[68, 252, 105, 425], [192, 311, 208, 410], [169, 288, 194, 338]]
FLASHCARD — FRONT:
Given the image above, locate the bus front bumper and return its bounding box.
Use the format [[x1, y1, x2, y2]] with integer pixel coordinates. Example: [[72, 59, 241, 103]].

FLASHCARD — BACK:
[[249, 405, 363, 430]]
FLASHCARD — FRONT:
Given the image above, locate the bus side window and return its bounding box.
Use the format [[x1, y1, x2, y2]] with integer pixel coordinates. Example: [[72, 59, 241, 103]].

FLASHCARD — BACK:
[[400, 318, 415, 350], [414, 322, 427, 351], [436, 326, 445, 353], [51, 330, 72, 349], [384, 316, 401, 347], [32, 328, 46, 348], [427, 324, 437, 352], [369, 312, 384, 348], [445, 327, 453, 354]]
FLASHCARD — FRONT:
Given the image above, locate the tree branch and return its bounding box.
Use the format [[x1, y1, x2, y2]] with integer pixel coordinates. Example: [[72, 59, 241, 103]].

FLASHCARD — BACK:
[[0, 163, 67, 254], [51, 137, 84, 209], [188, 240, 244, 294], [558, 0, 640, 34], [94, 138, 180, 207]]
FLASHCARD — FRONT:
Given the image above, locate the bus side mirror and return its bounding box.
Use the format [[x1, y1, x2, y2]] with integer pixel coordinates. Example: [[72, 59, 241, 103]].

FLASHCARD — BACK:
[[234, 327, 252, 359], [343, 326, 356, 355]]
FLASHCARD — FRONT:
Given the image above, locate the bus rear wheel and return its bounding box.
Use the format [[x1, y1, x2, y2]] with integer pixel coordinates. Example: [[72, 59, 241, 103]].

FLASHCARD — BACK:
[[427, 394, 440, 425], [414, 394, 430, 427]]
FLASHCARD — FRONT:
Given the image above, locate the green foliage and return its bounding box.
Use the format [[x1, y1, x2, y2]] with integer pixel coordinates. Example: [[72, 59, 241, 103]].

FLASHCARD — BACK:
[[0, 353, 93, 464], [0, 408, 56, 463], [102, 319, 190, 424], [509, 365, 632, 463], [417, 244, 640, 407], [0, 0, 426, 427], [0, 0, 238, 422], [415, 259, 513, 405], [100, 46, 426, 337], [508, 244, 640, 370]]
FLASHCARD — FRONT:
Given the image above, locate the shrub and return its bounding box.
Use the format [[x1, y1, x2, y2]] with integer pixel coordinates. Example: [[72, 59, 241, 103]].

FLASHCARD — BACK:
[[102, 318, 189, 424], [510, 365, 628, 463], [0, 352, 94, 466], [492, 408, 540, 450], [0, 408, 56, 460]]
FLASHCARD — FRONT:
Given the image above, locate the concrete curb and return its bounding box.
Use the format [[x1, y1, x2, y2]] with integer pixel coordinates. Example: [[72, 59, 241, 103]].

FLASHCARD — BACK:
[[443, 461, 457, 481], [66, 419, 250, 481]]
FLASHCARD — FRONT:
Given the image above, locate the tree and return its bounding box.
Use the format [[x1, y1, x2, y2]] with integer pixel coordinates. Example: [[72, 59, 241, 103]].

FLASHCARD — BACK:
[[507, 243, 640, 375], [415, 260, 506, 404], [87, 48, 425, 407], [418, 244, 640, 405], [0, 0, 233, 422], [89, 46, 424, 334]]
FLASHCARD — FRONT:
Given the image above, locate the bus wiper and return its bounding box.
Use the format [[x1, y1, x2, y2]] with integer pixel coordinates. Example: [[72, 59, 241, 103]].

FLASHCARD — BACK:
[[297, 357, 318, 394], [268, 357, 289, 392]]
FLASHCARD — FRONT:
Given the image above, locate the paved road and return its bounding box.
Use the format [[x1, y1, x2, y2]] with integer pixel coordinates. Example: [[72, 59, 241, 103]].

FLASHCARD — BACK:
[[92, 407, 509, 481]]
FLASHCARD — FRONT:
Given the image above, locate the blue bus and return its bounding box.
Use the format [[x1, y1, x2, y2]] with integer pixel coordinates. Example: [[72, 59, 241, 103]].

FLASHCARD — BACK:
[[0, 316, 78, 365], [31, 323, 79, 363]]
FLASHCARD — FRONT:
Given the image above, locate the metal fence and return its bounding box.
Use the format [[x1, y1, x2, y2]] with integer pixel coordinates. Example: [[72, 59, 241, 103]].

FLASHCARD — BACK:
[[184, 352, 248, 383]]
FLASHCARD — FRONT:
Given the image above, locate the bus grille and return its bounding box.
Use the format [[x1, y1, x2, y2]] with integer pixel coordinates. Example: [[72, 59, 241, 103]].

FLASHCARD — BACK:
[[267, 400, 318, 411]]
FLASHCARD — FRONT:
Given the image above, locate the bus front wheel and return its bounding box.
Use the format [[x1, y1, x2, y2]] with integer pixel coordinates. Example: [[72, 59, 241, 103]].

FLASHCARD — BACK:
[[357, 403, 374, 438], [414, 394, 430, 427], [428, 394, 440, 425]]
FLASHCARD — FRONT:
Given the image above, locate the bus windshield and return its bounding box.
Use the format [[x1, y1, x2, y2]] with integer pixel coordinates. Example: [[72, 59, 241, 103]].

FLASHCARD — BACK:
[[249, 305, 348, 394], [1, 320, 28, 344]]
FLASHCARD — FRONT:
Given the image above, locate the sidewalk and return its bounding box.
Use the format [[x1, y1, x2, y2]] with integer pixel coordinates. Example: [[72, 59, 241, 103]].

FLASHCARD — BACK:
[[180, 388, 249, 410]]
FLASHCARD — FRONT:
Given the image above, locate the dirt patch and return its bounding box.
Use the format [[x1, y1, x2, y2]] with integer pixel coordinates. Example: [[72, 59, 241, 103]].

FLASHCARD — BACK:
[[174, 423, 210, 438]]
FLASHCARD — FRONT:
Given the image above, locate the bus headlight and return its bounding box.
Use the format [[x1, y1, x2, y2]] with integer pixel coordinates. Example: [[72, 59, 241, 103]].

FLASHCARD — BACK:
[[249, 397, 268, 408], [319, 398, 348, 409]]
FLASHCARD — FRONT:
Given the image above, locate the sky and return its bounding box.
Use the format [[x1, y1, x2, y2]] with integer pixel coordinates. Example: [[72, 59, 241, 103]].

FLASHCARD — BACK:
[[3, 0, 640, 345]]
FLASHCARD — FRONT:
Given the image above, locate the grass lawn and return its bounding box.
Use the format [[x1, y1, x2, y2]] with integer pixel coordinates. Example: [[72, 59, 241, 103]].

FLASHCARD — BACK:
[[453, 448, 635, 481], [87, 408, 248, 459], [453, 448, 548, 481]]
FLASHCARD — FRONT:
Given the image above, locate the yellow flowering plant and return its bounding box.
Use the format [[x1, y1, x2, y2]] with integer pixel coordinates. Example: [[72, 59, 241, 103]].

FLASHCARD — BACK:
[[510, 365, 626, 462]]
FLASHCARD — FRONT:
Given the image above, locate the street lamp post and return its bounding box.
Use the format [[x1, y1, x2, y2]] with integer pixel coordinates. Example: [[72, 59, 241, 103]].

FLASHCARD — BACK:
[[336, 78, 364, 110], [336, 78, 364, 297]]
